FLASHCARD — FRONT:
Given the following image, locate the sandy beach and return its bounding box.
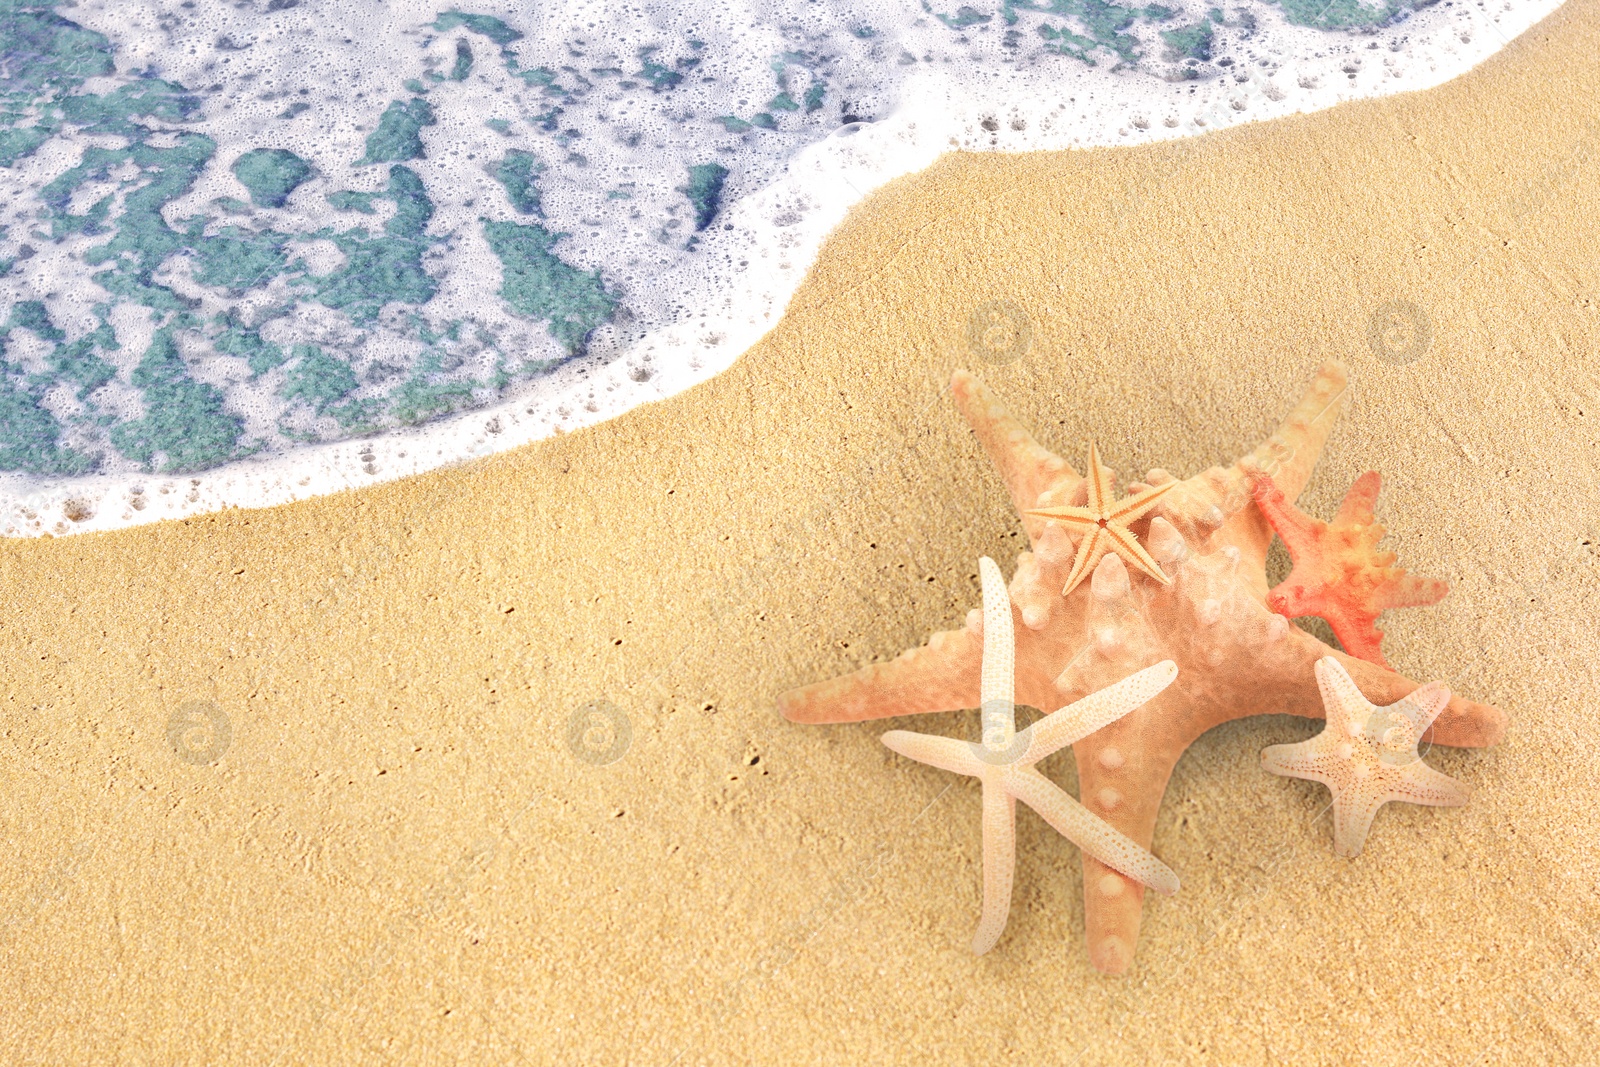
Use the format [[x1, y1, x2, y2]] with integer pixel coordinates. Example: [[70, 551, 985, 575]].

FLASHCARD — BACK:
[[4, 0, 1600, 1062]]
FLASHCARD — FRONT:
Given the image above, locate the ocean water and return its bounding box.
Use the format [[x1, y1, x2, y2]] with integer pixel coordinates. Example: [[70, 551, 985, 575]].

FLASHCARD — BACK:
[[0, 0, 1563, 535]]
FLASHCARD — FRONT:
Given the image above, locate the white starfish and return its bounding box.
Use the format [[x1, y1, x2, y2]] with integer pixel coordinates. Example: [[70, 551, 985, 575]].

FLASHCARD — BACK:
[[1262, 657, 1470, 858], [882, 556, 1181, 955]]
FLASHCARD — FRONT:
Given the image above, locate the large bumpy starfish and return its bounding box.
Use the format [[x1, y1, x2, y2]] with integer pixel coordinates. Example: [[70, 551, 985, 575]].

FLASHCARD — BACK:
[[881, 556, 1180, 954], [1261, 657, 1469, 857], [779, 360, 1506, 975], [1247, 468, 1449, 667]]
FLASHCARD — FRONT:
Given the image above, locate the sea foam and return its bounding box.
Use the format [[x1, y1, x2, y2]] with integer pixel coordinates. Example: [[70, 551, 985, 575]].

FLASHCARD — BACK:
[[0, 0, 1564, 535]]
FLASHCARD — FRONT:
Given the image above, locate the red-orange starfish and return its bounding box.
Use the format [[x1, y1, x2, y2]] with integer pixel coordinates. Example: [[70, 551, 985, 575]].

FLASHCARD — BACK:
[[778, 361, 1505, 975], [1247, 468, 1449, 667]]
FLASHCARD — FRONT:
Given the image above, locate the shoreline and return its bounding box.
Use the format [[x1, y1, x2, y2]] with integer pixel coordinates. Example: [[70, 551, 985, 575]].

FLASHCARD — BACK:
[[1, 0, 1570, 538], [3, 0, 1599, 1062]]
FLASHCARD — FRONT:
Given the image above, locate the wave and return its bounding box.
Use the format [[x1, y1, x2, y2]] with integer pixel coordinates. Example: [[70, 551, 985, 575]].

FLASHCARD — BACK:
[[0, 0, 1563, 535]]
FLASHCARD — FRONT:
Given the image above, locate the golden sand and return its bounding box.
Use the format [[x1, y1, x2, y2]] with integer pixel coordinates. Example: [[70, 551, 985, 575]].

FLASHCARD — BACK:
[[4, 1, 1599, 1061]]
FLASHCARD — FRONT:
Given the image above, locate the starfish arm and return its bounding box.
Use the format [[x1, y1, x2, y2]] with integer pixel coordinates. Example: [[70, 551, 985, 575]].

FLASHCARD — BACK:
[[1391, 679, 1451, 733], [1022, 506, 1099, 530], [1386, 763, 1471, 807], [1260, 739, 1337, 783], [777, 627, 980, 724], [1334, 470, 1383, 526], [1083, 442, 1114, 514], [1106, 479, 1177, 524], [1019, 660, 1179, 763], [978, 556, 1015, 722], [881, 731, 981, 776], [1068, 734, 1184, 976], [1246, 469, 1323, 559], [1330, 790, 1385, 858], [1314, 657, 1369, 736], [1059, 525, 1108, 596], [972, 781, 1017, 955], [1103, 523, 1173, 585], [1008, 769, 1180, 895], [1232, 360, 1349, 505], [1376, 573, 1451, 610], [1324, 610, 1390, 668], [1330, 651, 1506, 747], [951, 370, 1080, 540]]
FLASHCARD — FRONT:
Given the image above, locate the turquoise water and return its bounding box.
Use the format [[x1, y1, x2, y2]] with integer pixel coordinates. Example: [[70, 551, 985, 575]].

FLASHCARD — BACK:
[[3, 5, 623, 475]]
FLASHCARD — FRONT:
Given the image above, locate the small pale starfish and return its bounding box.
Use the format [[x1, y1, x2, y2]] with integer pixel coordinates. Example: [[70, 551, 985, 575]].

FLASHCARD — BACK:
[[1261, 657, 1469, 857], [779, 360, 1505, 974], [881, 556, 1180, 954], [1247, 467, 1449, 667], [1025, 442, 1175, 595]]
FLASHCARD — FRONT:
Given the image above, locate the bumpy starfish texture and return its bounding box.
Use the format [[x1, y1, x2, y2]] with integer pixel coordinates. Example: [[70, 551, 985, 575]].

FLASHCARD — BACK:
[[1247, 467, 1449, 667], [1025, 442, 1176, 594], [881, 556, 1180, 955], [778, 360, 1505, 975], [1261, 657, 1468, 857]]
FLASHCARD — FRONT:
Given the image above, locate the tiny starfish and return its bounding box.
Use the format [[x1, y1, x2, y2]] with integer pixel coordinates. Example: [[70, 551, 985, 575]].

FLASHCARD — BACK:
[[881, 556, 1180, 954], [1261, 657, 1469, 857], [1247, 467, 1449, 667], [1025, 442, 1175, 595], [779, 360, 1505, 974]]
